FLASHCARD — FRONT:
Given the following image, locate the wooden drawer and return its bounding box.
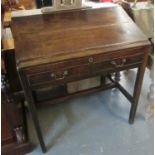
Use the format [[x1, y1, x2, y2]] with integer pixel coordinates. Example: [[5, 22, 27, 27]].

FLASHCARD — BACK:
[[92, 53, 143, 74], [28, 64, 90, 87], [26, 56, 92, 87], [25, 57, 90, 75]]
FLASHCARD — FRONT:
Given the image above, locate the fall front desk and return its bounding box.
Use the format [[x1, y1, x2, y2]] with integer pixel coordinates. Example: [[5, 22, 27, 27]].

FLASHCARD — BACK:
[[10, 6, 150, 153]]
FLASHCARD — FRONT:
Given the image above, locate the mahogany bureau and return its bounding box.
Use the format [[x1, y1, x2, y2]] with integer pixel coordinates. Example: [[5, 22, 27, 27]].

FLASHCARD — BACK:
[[11, 6, 150, 153]]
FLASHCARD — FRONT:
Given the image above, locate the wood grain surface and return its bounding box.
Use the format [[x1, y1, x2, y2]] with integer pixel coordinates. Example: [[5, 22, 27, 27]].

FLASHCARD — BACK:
[[11, 6, 150, 68]]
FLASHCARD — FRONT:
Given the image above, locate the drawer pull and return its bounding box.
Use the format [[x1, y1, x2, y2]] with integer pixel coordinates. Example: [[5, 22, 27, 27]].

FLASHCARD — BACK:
[[111, 58, 126, 67], [51, 71, 68, 80]]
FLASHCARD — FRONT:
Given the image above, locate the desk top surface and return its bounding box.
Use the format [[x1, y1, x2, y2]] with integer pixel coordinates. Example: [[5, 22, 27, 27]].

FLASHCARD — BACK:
[[11, 6, 149, 68]]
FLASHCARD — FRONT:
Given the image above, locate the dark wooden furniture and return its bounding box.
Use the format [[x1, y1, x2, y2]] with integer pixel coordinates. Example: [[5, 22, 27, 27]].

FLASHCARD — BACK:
[[11, 6, 150, 153], [1, 75, 32, 155], [1, 28, 32, 155]]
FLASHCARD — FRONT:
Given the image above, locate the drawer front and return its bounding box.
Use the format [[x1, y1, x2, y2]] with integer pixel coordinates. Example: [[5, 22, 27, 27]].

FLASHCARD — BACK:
[[92, 53, 143, 74], [25, 57, 90, 75], [28, 64, 90, 86]]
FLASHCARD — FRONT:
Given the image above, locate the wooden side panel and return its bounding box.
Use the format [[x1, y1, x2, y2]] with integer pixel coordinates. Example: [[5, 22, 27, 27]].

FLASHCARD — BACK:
[[1, 92, 14, 145]]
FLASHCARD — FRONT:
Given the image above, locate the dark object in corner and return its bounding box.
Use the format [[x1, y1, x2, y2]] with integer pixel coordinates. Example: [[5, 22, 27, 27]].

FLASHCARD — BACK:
[[36, 0, 53, 8], [35, 0, 43, 8], [43, 0, 52, 6]]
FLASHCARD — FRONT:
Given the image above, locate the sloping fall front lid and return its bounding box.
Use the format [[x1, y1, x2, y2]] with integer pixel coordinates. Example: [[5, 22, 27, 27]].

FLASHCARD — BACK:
[[11, 6, 150, 68]]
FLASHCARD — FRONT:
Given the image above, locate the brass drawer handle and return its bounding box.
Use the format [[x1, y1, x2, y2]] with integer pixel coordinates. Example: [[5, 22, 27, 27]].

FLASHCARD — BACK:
[[51, 71, 68, 80], [111, 58, 126, 67]]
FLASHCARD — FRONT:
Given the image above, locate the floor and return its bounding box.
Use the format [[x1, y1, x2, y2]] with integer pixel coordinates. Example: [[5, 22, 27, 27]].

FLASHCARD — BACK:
[[26, 68, 153, 155]]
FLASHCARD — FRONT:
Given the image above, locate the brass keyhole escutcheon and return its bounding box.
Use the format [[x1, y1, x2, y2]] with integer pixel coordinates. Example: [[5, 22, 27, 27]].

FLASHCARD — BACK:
[[89, 57, 94, 63]]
